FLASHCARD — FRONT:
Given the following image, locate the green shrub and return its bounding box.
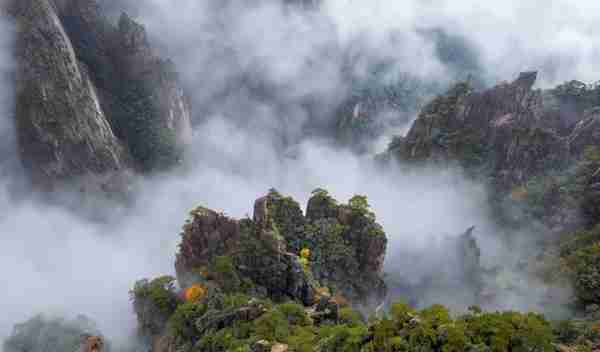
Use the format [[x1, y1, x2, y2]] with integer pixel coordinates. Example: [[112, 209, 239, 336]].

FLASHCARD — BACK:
[[112, 78, 182, 171], [560, 225, 600, 257], [460, 311, 553, 352], [347, 195, 378, 222], [553, 320, 581, 344], [168, 301, 208, 340], [287, 325, 318, 352], [196, 326, 250, 352], [253, 309, 291, 342], [266, 190, 305, 245], [317, 324, 370, 352], [372, 318, 397, 351], [339, 307, 362, 327], [348, 195, 370, 213], [213, 256, 241, 292], [131, 276, 178, 317], [390, 300, 415, 329], [223, 294, 252, 309], [564, 243, 600, 304], [277, 302, 311, 326]]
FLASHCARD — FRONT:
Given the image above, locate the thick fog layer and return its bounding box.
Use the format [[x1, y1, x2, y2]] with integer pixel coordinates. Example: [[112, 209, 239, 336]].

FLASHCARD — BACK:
[[1, 0, 594, 349], [324, 0, 600, 86]]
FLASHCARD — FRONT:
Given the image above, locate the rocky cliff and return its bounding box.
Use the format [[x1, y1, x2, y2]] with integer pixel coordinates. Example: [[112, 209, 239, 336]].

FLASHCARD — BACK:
[[175, 189, 387, 306], [382, 72, 600, 236], [388, 72, 569, 187], [132, 189, 387, 351], [128, 192, 600, 352], [387, 73, 600, 189], [6, 0, 192, 190]]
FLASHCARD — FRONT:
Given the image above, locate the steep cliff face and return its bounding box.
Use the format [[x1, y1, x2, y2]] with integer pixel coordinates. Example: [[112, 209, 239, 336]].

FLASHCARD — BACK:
[[117, 13, 192, 145], [58, 5, 192, 169], [8, 0, 129, 188], [7, 0, 192, 189]]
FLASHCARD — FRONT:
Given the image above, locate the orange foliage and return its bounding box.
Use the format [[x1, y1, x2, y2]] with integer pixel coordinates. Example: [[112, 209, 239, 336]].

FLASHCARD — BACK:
[[184, 284, 207, 302]]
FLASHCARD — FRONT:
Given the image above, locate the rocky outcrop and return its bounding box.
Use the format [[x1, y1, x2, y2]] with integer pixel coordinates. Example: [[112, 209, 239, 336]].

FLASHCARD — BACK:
[[389, 72, 572, 190], [7, 0, 192, 189], [175, 190, 387, 306], [388, 73, 600, 189], [176, 198, 318, 306], [132, 276, 179, 338], [175, 208, 242, 277], [301, 191, 387, 302], [134, 190, 387, 352], [383, 72, 600, 233]]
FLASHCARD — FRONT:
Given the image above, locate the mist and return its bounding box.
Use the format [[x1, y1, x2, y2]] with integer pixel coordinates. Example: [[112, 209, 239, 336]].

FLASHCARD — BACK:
[[1, 0, 594, 349]]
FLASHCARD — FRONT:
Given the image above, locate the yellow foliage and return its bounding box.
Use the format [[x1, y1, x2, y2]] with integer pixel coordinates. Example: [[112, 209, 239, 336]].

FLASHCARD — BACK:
[[184, 284, 207, 302], [300, 248, 311, 259]]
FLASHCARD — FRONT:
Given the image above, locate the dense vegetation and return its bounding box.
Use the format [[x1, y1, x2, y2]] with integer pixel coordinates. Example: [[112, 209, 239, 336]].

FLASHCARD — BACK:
[[62, 10, 183, 171], [121, 188, 600, 351], [131, 275, 599, 352]]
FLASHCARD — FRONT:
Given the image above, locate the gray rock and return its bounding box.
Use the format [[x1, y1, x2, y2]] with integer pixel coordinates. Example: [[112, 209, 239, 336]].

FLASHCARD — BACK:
[[7, 0, 130, 188], [391, 72, 570, 190], [6, 0, 193, 189]]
